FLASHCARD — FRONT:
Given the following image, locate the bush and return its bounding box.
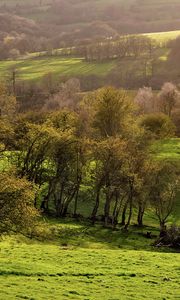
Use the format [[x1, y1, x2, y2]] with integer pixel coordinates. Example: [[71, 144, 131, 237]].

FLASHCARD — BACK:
[[140, 113, 175, 138], [0, 172, 38, 236]]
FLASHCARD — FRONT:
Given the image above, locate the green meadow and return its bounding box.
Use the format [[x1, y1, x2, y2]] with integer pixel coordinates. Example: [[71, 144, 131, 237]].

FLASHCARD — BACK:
[[0, 237, 180, 300], [0, 57, 116, 81], [143, 30, 180, 42]]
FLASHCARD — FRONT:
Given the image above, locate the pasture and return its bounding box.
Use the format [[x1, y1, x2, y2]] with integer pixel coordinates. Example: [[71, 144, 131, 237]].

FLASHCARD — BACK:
[[143, 30, 180, 43], [0, 57, 116, 82], [0, 227, 180, 300]]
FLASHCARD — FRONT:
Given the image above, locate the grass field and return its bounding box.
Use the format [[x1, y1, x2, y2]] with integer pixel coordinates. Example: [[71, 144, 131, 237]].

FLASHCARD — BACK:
[[0, 57, 116, 81], [0, 236, 180, 300], [143, 30, 180, 43]]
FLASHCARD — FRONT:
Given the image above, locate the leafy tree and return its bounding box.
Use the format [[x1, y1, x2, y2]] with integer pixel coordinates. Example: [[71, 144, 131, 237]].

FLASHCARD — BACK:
[[149, 162, 179, 234], [90, 86, 133, 138], [0, 82, 16, 117], [140, 113, 175, 138], [0, 172, 38, 236]]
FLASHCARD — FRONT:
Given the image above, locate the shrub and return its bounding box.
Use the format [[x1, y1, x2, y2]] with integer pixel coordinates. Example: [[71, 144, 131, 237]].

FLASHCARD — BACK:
[[0, 172, 38, 236], [140, 113, 175, 138]]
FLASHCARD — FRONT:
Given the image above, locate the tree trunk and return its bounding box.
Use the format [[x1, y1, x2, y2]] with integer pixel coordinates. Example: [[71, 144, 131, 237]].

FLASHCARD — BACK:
[[91, 188, 101, 225], [124, 197, 133, 230], [112, 192, 119, 229], [55, 183, 64, 217], [160, 221, 167, 237], [73, 186, 80, 217], [104, 192, 112, 227], [137, 205, 144, 227], [121, 201, 128, 226], [61, 189, 77, 217]]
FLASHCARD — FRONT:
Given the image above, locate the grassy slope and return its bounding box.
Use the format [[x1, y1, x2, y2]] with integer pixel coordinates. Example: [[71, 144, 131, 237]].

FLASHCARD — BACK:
[[144, 30, 180, 42], [0, 57, 116, 81], [0, 30, 179, 82], [0, 237, 180, 300]]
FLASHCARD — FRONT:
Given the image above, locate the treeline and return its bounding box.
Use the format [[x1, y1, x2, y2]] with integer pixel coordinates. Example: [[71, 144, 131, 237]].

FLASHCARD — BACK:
[[0, 83, 179, 236], [60, 35, 157, 62]]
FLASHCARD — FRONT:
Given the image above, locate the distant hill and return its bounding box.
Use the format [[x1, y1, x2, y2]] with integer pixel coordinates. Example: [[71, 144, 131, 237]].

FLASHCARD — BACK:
[[0, 13, 38, 34], [0, 0, 180, 58]]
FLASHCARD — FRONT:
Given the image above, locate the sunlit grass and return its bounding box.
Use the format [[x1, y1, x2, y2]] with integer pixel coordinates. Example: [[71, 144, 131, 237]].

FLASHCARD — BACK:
[[0, 57, 116, 81], [0, 235, 179, 300], [143, 30, 180, 42], [151, 138, 180, 160]]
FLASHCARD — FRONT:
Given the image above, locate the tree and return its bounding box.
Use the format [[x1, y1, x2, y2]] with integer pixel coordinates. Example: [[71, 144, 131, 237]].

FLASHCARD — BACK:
[[92, 87, 133, 138], [0, 82, 16, 153], [0, 172, 38, 236], [39, 109, 87, 217], [90, 137, 127, 227], [44, 78, 81, 111], [14, 120, 57, 186], [158, 82, 179, 117], [9, 48, 20, 60], [149, 162, 179, 235], [0, 82, 16, 117], [135, 87, 155, 114], [140, 113, 175, 138], [83, 87, 151, 229]]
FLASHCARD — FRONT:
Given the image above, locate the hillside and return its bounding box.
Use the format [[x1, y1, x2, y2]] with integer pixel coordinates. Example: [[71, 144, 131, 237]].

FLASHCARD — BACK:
[[1, 30, 180, 91], [0, 238, 179, 300], [0, 0, 180, 59]]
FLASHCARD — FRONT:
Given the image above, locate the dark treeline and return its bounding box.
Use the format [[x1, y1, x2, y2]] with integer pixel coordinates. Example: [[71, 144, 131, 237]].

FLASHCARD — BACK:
[[0, 82, 179, 236], [62, 35, 157, 62]]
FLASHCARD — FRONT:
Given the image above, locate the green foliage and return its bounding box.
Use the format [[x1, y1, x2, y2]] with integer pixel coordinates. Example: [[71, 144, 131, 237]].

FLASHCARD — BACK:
[[92, 87, 133, 138], [0, 172, 38, 235], [140, 113, 175, 138], [149, 161, 179, 231]]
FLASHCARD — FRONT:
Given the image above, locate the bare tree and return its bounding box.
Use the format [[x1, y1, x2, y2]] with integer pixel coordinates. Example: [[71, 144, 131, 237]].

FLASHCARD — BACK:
[[135, 87, 155, 114], [158, 82, 180, 117]]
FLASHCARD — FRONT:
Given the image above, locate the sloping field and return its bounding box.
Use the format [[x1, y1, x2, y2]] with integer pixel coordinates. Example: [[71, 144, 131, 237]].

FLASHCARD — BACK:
[[0, 237, 179, 300], [0, 57, 116, 81], [143, 30, 180, 42]]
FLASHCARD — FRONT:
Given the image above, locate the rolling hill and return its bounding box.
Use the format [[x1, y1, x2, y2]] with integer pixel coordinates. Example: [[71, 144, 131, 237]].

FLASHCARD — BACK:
[[0, 0, 180, 59]]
